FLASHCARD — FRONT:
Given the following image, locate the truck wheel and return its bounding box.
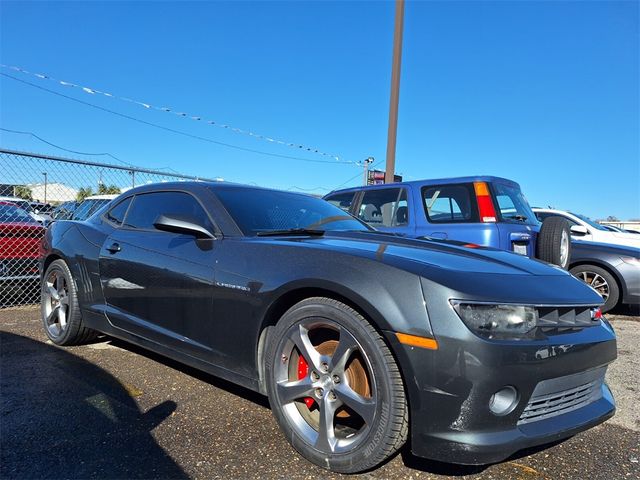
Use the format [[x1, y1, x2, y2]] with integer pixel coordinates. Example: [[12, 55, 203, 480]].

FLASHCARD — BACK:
[[537, 216, 572, 269]]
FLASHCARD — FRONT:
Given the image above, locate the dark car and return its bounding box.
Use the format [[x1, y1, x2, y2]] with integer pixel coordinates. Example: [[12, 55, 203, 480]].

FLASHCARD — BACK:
[[324, 176, 572, 269], [40, 182, 616, 473], [569, 241, 640, 313]]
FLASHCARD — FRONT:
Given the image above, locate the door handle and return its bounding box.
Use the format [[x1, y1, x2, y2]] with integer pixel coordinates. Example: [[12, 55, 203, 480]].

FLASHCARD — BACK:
[[430, 232, 448, 240], [106, 242, 121, 254]]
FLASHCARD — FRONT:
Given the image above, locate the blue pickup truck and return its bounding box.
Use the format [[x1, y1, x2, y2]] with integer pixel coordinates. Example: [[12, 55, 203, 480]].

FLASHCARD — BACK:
[[324, 175, 571, 268]]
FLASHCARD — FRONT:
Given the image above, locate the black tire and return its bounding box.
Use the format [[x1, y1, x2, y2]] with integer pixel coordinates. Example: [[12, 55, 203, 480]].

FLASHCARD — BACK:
[[41, 259, 98, 345], [265, 297, 408, 473], [536, 216, 572, 269], [570, 264, 620, 313]]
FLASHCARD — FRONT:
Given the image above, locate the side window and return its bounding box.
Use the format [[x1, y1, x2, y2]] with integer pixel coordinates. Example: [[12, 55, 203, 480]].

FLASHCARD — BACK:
[[495, 194, 516, 216], [105, 197, 132, 225], [325, 192, 355, 213], [357, 188, 408, 227], [124, 192, 214, 232], [423, 184, 477, 223]]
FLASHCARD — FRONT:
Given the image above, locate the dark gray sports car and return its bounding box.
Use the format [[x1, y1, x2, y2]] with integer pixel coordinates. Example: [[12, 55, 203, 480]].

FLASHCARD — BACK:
[[40, 182, 617, 473]]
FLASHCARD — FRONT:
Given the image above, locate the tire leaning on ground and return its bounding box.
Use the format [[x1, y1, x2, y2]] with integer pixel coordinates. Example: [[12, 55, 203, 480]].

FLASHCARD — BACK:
[[41, 259, 98, 345], [265, 297, 409, 473], [570, 264, 620, 314], [536, 216, 572, 269]]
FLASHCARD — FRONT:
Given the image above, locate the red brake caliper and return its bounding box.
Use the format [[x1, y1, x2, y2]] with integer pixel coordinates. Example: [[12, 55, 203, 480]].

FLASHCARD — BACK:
[[297, 355, 316, 408]]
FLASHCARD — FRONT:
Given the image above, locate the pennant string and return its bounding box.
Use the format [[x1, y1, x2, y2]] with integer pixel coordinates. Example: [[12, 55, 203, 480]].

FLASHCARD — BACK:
[[1, 63, 343, 162]]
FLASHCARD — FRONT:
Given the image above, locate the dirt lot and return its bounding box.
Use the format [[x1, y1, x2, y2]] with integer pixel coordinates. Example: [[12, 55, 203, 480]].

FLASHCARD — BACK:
[[1, 307, 638, 480]]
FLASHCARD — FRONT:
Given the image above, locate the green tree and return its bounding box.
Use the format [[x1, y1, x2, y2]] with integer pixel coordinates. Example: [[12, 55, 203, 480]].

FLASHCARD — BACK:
[[77, 187, 93, 202], [97, 183, 121, 195], [13, 185, 33, 200]]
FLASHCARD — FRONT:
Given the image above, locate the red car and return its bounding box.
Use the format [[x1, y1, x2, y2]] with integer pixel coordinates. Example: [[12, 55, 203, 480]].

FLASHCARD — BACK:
[[0, 201, 45, 294]]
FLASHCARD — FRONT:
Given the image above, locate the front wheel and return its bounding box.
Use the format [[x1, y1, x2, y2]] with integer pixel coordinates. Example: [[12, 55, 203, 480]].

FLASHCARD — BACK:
[[265, 297, 408, 473], [570, 264, 620, 313]]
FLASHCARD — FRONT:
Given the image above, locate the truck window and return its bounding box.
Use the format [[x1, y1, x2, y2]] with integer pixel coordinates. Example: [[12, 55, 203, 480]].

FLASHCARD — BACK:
[[324, 192, 355, 213], [423, 184, 478, 223], [357, 188, 408, 227]]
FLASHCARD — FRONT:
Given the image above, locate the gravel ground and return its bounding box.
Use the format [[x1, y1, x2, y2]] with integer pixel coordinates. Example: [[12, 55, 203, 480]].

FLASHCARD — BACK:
[[1, 306, 639, 480]]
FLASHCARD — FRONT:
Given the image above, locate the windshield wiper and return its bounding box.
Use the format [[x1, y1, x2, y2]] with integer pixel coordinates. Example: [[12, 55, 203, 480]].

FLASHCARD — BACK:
[[505, 214, 528, 222], [256, 228, 325, 237]]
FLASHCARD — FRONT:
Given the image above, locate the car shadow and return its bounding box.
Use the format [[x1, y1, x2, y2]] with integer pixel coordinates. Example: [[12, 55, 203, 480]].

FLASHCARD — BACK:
[[0, 332, 187, 479]]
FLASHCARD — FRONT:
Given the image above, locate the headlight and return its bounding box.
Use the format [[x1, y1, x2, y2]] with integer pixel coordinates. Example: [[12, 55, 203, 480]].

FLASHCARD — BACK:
[[452, 302, 538, 335]]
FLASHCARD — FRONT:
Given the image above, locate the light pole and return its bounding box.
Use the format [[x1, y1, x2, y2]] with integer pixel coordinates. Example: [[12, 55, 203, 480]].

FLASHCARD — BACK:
[[385, 0, 405, 184], [362, 157, 374, 185], [42, 172, 48, 204]]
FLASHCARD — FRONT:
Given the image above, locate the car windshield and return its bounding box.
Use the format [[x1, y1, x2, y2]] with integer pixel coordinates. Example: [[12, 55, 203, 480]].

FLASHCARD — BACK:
[[0, 204, 37, 223], [213, 187, 371, 236], [72, 199, 112, 221], [491, 183, 539, 225], [570, 212, 609, 231]]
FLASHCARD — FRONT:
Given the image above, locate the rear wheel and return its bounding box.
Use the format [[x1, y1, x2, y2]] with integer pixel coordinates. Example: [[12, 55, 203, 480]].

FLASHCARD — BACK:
[[570, 264, 619, 313], [537, 216, 572, 269], [41, 259, 98, 345], [265, 297, 408, 473]]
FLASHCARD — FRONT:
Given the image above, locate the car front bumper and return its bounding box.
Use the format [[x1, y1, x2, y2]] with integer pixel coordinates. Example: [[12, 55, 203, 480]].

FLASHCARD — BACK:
[[385, 316, 617, 465]]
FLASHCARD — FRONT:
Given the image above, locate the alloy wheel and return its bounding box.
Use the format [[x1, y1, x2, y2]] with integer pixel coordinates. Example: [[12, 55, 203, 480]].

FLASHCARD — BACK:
[[274, 319, 377, 454], [578, 271, 610, 300]]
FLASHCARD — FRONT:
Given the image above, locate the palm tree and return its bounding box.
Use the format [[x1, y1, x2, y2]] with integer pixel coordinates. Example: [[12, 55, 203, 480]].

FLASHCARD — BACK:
[[77, 187, 94, 202]]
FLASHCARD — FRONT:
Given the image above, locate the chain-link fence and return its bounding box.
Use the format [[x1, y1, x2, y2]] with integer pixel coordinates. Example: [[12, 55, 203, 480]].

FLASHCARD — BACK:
[[0, 148, 212, 308]]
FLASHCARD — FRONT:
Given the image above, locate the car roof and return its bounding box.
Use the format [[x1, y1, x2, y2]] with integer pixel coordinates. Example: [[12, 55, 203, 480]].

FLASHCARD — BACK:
[[0, 201, 21, 207], [324, 175, 520, 196], [120, 181, 312, 197]]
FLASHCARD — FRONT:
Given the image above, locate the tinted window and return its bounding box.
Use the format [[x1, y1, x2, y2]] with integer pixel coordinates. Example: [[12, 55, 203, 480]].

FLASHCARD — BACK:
[[213, 187, 369, 236], [423, 184, 477, 223], [491, 183, 538, 224], [324, 192, 355, 213], [357, 188, 408, 227], [105, 197, 132, 225], [570, 212, 608, 231], [124, 191, 214, 232], [72, 199, 113, 221]]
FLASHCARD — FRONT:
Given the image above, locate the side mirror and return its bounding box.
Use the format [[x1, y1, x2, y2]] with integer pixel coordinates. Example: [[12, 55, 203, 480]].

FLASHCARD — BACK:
[[153, 214, 215, 239], [570, 225, 589, 236]]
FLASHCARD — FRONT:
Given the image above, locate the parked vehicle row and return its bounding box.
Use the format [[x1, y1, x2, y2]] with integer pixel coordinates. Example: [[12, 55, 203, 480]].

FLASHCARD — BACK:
[[324, 179, 639, 313], [39, 181, 617, 473], [533, 208, 640, 248]]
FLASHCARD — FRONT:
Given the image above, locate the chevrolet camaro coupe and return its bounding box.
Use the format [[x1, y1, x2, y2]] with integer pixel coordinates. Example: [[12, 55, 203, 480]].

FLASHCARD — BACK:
[[40, 182, 617, 473]]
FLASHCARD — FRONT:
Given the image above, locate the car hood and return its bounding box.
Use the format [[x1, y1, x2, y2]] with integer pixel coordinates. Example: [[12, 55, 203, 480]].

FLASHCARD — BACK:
[[282, 231, 568, 277]]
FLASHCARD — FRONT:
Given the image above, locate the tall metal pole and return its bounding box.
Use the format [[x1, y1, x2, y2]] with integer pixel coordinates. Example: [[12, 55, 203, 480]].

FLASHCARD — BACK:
[[385, 0, 405, 184], [42, 172, 48, 204]]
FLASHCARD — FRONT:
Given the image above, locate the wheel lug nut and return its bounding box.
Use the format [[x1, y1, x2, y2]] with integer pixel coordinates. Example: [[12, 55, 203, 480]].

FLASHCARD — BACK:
[[321, 362, 329, 372], [328, 391, 337, 401], [311, 371, 320, 381], [315, 388, 324, 398], [332, 375, 340, 384]]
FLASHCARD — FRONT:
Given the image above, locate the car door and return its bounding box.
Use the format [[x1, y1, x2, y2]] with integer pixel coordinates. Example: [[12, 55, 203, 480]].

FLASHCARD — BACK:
[[355, 187, 414, 235], [98, 190, 218, 359]]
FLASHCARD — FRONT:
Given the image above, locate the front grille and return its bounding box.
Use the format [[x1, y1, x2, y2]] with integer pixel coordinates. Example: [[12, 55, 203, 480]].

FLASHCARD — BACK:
[[537, 306, 599, 331], [518, 367, 605, 425]]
